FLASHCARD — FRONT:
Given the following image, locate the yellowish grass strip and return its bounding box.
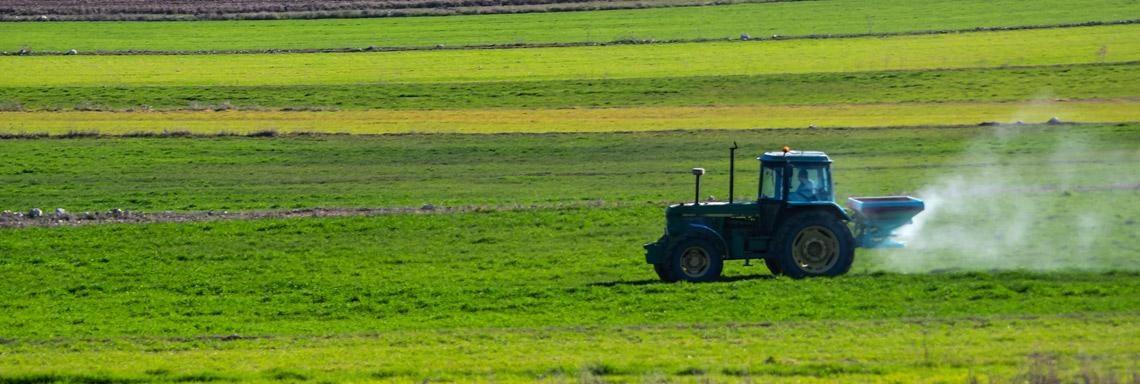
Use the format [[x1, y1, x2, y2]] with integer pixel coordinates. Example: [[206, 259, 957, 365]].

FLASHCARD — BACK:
[[1, 99, 1136, 135], [0, 25, 1136, 87]]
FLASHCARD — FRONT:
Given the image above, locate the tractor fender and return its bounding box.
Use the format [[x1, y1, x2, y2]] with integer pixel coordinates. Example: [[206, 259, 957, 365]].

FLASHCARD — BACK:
[[785, 202, 852, 222], [669, 223, 730, 259]]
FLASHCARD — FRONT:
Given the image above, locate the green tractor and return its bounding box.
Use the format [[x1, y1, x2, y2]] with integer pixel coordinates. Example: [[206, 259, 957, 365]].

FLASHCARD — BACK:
[[643, 144, 924, 281]]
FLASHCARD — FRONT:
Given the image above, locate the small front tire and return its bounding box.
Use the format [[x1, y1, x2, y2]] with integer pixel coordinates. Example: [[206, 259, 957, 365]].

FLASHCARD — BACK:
[[669, 239, 724, 283], [765, 258, 782, 275], [653, 263, 677, 282]]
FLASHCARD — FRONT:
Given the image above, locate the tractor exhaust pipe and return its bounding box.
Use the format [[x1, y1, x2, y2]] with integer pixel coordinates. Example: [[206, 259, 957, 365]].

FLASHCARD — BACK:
[[729, 141, 738, 203], [691, 168, 705, 205]]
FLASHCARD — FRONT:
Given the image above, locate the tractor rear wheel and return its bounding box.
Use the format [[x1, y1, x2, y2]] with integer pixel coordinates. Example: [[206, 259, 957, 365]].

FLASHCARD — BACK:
[[773, 211, 854, 278], [669, 238, 724, 283]]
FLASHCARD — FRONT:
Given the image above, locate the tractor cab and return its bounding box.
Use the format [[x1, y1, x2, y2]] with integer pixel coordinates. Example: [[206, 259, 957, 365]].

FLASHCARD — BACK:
[[759, 150, 834, 203], [755, 150, 850, 235]]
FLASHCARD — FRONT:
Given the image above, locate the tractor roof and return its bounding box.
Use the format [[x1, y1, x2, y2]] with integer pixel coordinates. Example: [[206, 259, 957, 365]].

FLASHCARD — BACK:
[[758, 150, 831, 163]]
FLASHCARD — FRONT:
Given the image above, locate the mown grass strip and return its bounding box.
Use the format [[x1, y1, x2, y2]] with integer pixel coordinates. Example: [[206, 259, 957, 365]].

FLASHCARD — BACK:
[[1, 25, 1135, 87], [2, 0, 1137, 53], [0, 314, 1135, 383], [0, 123, 1135, 214], [1, 99, 1135, 136], [2, 63, 1136, 111]]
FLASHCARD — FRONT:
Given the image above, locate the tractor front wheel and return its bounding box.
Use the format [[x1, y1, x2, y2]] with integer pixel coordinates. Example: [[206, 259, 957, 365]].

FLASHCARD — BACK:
[[653, 263, 677, 282], [764, 258, 782, 275], [669, 239, 724, 283], [773, 212, 855, 278]]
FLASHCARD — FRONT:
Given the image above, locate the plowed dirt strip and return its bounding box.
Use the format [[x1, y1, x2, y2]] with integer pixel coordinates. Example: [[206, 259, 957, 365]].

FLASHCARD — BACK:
[[2, 99, 1136, 135]]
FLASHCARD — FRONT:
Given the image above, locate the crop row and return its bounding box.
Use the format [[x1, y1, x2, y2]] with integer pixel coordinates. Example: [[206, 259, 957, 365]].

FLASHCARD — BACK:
[[0, 64, 1135, 111], [1, 25, 1135, 87], [3, 0, 1136, 52], [1, 99, 1135, 137]]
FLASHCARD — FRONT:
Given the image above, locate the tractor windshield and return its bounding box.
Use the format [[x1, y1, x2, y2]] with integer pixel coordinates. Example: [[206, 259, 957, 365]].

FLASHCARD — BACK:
[[789, 165, 832, 202]]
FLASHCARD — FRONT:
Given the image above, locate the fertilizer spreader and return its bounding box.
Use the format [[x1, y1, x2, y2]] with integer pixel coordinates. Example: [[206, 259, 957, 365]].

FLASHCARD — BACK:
[[847, 196, 925, 248]]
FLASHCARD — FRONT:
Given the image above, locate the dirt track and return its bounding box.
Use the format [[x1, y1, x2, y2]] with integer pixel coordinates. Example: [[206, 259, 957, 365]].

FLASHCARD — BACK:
[[3, 182, 1136, 229], [0, 200, 626, 228]]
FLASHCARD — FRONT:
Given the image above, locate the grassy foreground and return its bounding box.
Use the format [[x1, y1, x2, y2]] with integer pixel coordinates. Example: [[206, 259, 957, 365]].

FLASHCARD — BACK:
[[2, 204, 1138, 337], [3, 0, 1136, 52], [1, 314, 1136, 383], [2, 25, 1135, 87], [2, 99, 1137, 136]]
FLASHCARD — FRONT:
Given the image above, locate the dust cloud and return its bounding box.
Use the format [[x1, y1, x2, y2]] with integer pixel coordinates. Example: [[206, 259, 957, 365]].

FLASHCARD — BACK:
[[877, 109, 1139, 273]]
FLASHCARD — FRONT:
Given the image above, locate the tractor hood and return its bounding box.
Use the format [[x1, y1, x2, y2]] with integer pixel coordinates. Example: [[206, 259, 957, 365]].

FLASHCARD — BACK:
[[665, 202, 761, 218]]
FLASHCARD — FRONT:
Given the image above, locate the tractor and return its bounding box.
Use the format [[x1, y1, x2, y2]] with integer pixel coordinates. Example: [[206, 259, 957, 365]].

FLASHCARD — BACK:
[[644, 144, 925, 281]]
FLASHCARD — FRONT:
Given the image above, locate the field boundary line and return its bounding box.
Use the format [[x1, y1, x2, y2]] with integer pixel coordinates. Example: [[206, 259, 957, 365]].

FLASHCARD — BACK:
[[0, 121, 1136, 140], [0, 121, 1135, 139], [5, 19, 1136, 56], [1, 312, 1134, 347], [0, 200, 663, 229], [4, 181, 1137, 228]]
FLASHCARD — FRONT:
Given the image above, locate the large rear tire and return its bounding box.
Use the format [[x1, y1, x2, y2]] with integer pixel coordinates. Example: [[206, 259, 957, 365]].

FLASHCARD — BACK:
[[773, 211, 854, 279], [669, 239, 724, 283]]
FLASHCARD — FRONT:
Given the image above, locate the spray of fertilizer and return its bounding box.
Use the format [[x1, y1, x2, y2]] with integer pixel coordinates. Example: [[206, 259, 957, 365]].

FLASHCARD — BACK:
[[880, 104, 1139, 273]]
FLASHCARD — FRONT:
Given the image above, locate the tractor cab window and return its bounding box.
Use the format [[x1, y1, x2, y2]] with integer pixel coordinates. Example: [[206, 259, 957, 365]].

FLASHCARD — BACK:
[[760, 165, 782, 200], [789, 165, 832, 202]]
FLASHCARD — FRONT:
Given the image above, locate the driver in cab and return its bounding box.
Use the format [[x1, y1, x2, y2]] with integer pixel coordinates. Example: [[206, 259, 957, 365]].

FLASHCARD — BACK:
[[794, 168, 819, 201]]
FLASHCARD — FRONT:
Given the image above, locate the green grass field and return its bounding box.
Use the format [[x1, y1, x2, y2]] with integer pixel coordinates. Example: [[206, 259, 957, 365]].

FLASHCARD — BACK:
[[2, 1, 1139, 382], [2, 25, 1135, 87], [2, 0, 1136, 53], [2, 127, 1139, 379]]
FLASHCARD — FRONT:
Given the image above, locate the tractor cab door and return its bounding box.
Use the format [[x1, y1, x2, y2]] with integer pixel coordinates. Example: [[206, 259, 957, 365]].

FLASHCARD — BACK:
[[757, 163, 785, 234]]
